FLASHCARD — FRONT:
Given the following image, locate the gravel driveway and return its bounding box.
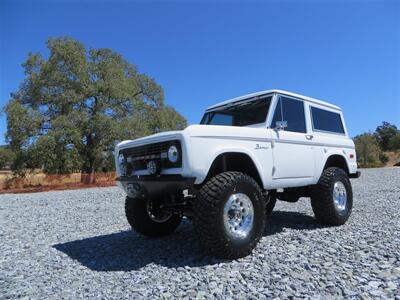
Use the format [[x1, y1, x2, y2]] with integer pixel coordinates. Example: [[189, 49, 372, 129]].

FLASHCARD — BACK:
[[1, 168, 399, 299]]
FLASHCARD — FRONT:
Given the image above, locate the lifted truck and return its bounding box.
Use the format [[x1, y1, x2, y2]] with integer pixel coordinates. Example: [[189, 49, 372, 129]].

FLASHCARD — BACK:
[[115, 89, 360, 259]]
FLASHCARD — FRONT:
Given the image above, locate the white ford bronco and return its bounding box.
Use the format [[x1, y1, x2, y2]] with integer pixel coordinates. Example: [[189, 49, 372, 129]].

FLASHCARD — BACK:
[[115, 89, 360, 258]]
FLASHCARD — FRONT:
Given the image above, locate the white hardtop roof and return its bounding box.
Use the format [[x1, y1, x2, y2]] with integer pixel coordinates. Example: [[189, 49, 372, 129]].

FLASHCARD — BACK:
[[206, 89, 341, 111]]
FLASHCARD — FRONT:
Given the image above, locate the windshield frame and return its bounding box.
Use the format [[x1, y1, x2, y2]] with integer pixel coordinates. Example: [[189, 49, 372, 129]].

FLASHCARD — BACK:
[[200, 93, 274, 127]]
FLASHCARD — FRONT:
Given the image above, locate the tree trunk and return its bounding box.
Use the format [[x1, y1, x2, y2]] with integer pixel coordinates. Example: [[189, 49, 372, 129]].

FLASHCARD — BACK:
[[81, 135, 96, 184], [81, 171, 95, 184], [81, 158, 95, 184]]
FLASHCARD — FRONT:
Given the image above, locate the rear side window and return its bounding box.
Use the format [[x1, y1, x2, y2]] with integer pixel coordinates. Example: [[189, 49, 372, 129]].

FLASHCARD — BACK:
[[311, 107, 345, 134], [272, 96, 306, 133]]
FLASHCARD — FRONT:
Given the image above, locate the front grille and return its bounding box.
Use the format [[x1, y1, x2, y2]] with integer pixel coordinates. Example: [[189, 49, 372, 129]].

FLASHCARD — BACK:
[[120, 140, 182, 174]]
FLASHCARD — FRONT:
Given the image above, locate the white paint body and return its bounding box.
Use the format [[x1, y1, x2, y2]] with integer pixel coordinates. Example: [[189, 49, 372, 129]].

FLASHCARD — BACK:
[[115, 90, 358, 190]]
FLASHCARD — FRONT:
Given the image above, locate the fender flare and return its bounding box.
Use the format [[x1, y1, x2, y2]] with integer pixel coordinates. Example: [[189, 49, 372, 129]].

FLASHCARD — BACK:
[[200, 148, 266, 187], [322, 151, 351, 175]]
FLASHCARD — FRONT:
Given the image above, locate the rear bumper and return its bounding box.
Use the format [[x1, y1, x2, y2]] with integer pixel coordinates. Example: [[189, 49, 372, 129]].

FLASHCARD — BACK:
[[349, 171, 361, 179], [116, 175, 196, 199]]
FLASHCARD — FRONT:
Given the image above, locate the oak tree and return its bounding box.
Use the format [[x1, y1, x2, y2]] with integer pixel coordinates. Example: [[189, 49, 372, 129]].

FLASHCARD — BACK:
[[5, 37, 187, 176]]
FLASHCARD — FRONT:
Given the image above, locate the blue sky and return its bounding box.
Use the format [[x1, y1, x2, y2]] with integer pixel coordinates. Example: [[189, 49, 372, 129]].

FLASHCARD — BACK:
[[0, 0, 399, 144]]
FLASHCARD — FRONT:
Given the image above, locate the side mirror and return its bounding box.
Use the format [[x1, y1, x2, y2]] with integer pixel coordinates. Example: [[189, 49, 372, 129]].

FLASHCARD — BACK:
[[275, 120, 288, 130]]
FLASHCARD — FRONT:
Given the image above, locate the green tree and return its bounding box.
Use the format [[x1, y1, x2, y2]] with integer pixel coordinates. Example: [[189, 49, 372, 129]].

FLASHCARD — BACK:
[[354, 133, 382, 167], [388, 133, 400, 151], [378, 153, 389, 165], [374, 122, 400, 151], [4, 37, 187, 176], [0, 145, 14, 170]]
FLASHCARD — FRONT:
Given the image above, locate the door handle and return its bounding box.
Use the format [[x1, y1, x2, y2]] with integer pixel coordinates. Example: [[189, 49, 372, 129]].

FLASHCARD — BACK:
[[305, 134, 314, 140]]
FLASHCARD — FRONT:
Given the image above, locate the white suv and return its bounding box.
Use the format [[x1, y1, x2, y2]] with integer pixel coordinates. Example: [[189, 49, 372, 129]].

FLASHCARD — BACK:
[[115, 89, 360, 258]]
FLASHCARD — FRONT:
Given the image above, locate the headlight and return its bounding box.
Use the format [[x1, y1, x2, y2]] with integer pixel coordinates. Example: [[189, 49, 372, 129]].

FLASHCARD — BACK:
[[118, 153, 126, 175], [167, 145, 179, 163]]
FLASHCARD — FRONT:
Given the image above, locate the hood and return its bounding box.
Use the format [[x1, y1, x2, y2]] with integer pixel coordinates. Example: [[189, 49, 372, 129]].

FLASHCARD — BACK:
[[116, 124, 269, 150], [183, 124, 268, 138], [117, 130, 184, 149]]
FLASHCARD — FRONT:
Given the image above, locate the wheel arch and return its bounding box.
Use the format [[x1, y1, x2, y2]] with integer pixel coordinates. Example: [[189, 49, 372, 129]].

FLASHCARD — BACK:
[[323, 154, 350, 175], [202, 151, 264, 188]]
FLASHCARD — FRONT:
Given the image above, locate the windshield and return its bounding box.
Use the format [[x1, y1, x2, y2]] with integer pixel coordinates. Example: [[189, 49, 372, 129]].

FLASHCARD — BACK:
[[200, 96, 272, 127]]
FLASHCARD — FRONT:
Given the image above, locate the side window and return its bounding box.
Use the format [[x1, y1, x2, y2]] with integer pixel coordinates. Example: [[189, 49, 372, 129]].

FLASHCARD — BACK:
[[208, 113, 233, 126], [272, 96, 306, 133], [311, 107, 345, 134]]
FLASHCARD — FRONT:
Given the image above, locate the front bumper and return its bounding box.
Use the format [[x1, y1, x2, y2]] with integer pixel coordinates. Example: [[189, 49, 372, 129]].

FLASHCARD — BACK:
[[117, 175, 196, 199]]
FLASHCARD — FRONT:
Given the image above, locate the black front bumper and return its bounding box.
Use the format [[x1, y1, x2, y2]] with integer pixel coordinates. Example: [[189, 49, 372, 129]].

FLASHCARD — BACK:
[[117, 175, 196, 199]]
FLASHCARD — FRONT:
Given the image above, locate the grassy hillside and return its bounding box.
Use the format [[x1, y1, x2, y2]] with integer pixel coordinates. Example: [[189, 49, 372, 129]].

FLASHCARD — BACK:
[[384, 151, 400, 167]]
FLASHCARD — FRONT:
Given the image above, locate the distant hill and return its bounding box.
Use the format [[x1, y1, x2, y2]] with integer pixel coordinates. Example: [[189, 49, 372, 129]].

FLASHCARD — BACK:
[[384, 151, 400, 167]]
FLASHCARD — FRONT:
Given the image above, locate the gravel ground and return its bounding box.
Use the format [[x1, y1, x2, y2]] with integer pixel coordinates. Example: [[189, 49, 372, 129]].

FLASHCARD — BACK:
[[1, 168, 399, 299]]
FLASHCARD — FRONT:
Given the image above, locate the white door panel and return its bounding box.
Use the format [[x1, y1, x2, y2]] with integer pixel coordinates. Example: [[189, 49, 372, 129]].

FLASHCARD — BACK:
[[270, 95, 315, 180], [272, 131, 315, 179]]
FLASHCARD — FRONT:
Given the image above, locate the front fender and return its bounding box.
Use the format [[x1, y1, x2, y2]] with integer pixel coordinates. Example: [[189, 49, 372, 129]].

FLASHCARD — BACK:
[[189, 136, 270, 187]]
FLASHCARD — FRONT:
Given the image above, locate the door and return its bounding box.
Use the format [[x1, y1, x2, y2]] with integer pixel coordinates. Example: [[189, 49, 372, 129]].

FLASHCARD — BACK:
[[271, 96, 315, 179]]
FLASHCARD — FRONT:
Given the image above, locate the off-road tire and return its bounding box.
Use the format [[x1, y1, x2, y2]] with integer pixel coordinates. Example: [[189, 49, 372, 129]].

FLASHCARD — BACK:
[[125, 197, 182, 237], [311, 167, 353, 226], [193, 171, 266, 259]]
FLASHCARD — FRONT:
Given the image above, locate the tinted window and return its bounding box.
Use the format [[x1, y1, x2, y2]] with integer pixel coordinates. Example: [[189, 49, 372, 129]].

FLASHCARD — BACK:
[[207, 113, 233, 126], [272, 96, 306, 133], [201, 97, 271, 127], [311, 107, 345, 134]]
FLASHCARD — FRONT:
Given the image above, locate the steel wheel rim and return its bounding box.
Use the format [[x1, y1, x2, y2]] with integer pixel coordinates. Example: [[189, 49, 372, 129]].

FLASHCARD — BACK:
[[333, 181, 347, 212], [146, 201, 172, 223], [223, 193, 254, 239]]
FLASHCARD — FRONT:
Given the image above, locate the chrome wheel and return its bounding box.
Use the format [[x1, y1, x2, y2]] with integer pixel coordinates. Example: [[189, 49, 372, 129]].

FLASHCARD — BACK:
[[333, 181, 347, 212], [146, 201, 172, 223], [223, 193, 254, 239]]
